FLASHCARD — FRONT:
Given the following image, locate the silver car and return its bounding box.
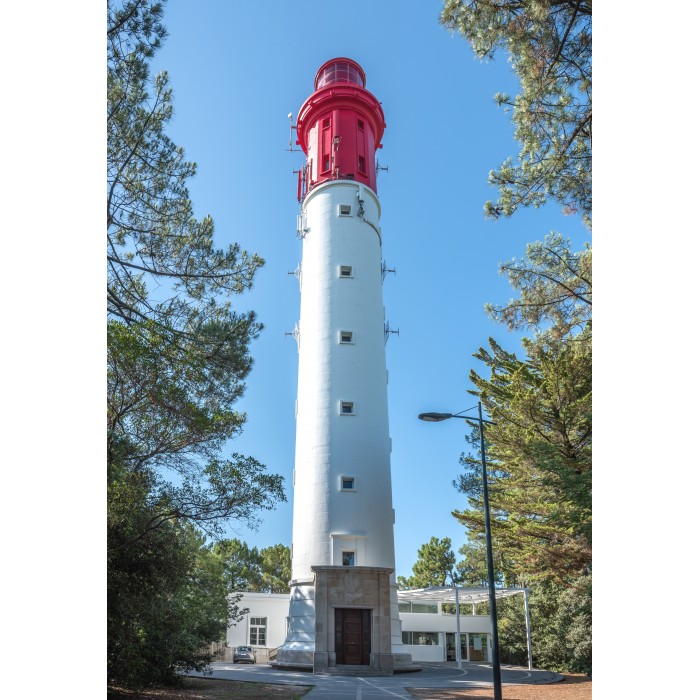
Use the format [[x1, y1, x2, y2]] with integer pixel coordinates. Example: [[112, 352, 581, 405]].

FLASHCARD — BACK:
[[233, 645, 255, 664]]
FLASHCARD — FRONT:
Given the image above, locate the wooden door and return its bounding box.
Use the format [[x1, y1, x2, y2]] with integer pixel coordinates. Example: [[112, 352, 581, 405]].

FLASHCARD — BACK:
[[335, 608, 371, 665]]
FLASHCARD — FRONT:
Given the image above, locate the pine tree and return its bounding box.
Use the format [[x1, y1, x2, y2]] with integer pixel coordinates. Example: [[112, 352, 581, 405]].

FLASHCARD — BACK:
[[441, 1, 592, 226], [107, 2, 284, 687], [397, 537, 457, 589]]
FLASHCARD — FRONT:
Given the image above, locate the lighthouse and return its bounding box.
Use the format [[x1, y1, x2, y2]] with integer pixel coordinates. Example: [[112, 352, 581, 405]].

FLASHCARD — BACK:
[[274, 58, 413, 674]]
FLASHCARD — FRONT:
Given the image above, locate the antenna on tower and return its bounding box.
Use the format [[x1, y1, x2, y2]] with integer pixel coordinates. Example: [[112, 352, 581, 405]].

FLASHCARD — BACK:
[[376, 159, 389, 177], [384, 321, 399, 344], [381, 260, 396, 282], [287, 113, 302, 152]]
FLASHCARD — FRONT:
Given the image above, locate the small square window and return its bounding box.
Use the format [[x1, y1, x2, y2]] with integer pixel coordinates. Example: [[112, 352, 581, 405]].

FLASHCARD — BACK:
[[339, 265, 353, 278], [339, 204, 352, 216], [341, 477, 355, 490], [339, 331, 353, 344], [340, 401, 354, 415], [342, 551, 355, 566], [323, 118, 331, 128]]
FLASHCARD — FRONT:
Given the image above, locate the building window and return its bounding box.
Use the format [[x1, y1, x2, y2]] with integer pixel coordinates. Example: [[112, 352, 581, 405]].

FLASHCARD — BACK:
[[339, 330, 353, 344], [341, 476, 355, 491], [339, 204, 352, 216], [340, 401, 355, 415], [322, 154, 330, 172], [339, 265, 353, 278], [469, 633, 488, 661], [358, 155, 365, 173], [402, 631, 439, 645], [342, 551, 355, 566], [249, 617, 267, 646], [397, 602, 438, 614], [358, 119, 364, 131]]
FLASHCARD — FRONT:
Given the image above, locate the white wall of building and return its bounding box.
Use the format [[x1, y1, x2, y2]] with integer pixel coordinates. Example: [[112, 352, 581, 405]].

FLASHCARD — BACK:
[[400, 611, 492, 635], [229, 591, 494, 663], [402, 644, 445, 662], [227, 593, 290, 651]]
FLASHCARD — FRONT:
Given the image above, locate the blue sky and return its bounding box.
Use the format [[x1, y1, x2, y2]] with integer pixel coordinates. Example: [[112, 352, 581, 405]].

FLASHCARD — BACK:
[[149, 0, 591, 578]]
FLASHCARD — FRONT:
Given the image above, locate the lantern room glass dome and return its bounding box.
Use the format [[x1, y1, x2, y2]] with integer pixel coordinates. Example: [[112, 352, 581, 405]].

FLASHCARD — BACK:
[[314, 58, 366, 89]]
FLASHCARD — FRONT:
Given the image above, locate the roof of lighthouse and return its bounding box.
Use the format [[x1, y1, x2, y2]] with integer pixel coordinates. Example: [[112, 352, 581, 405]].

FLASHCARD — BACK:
[[397, 586, 527, 605]]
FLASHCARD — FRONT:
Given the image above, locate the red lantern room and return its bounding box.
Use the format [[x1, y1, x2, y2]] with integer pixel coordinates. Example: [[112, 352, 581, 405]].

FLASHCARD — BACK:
[[295, 58, 386, 200]]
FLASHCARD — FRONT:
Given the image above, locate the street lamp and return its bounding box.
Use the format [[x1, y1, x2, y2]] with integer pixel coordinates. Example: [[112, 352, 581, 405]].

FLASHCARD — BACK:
[[418, 402, 502, 700]]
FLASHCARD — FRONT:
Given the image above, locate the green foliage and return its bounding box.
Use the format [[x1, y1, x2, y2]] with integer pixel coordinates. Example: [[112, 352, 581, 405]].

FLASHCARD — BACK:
[[440, 1, 592, 225], [456, 538, 497, 588], [108, 1, 263, 338], [260, 543, 293, 593], [108, 320, 285, 539], [493, 574, 591, 673], [485, 232, 591, 340], [214, 539, 291, 593], [107, 1, 284, 687], [440, 3, 593, 675], [456, 332, 592, 583], [397, 537, 456, 589], [108, 450, 245, 687]]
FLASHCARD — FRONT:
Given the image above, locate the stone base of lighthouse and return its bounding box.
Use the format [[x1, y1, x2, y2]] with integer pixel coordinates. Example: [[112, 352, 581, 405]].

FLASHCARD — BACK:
[[272, 566, 417, 674]]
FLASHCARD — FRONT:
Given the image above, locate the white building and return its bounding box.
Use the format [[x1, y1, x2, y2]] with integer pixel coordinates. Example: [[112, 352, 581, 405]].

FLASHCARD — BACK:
[[228, 587, 532, 667]]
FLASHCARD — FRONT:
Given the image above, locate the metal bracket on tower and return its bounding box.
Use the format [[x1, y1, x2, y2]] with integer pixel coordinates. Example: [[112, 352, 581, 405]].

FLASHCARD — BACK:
[[376, 159, 389, 177], [356, 191, 365, 218], [287, 113, 302, 152], [285, 323, 301, 350], [384, 322, 399, 344], [381, 260, 396, 282], [296, 213, 309, 239], [288, 263, 302, 290]]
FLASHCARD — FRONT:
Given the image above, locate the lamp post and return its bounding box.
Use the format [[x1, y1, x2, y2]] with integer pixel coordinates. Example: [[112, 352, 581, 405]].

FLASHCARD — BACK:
[[418, 402, 502, 700]]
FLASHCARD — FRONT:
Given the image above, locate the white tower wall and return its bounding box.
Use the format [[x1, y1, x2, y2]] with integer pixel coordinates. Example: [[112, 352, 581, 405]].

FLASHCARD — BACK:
[[292, 179, 395, 579], [277, 179, 407, 667]]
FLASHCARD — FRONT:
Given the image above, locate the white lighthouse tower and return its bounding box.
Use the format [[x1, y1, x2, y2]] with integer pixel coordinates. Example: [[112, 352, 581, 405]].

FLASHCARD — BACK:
[[274, 58, 413, 674]]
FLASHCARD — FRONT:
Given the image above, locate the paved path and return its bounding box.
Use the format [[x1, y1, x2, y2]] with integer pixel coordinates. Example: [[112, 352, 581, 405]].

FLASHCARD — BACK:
[[189, 661, 562, 699]]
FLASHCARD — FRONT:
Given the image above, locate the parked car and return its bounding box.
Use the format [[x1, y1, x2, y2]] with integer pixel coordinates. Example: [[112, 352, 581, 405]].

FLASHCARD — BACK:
[[233, 645, 256, 664]]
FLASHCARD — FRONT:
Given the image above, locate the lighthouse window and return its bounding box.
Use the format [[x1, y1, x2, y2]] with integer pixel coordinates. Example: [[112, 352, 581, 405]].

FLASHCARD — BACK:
[[321, 118, 331, 173], [339, 331, 354, 344], [341, 476, 356, 491], [342, 551, 355, 567], [358, 119, 364, 131], [339, 265, 353, 278], [358, 155, 366, 174], [338, 204, 352, 216], [340, 401, 355, 415]]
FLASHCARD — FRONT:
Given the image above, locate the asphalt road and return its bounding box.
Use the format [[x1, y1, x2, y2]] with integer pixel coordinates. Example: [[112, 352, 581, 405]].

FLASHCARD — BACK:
[[189, 661, 563, 699]]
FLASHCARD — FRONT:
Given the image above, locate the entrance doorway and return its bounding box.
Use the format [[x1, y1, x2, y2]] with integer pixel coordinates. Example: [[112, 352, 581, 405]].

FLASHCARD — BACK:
[[446, 632, 467, 661], [334, 608, 371, 665]]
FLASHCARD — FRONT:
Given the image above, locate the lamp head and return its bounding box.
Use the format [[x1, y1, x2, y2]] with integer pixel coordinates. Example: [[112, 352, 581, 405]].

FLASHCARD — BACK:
[[418, 412, 453, 422]]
